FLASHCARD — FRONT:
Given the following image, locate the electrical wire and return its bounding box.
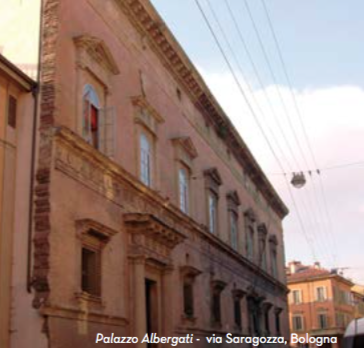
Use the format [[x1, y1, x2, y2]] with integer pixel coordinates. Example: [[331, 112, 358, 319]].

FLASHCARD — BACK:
[[259, 0, 339, 266], [205, 0, 293, 173], [194, 0, 317, 262]]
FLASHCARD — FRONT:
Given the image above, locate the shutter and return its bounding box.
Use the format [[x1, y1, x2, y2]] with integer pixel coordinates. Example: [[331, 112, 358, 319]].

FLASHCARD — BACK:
[[98, 107, 116, 158]]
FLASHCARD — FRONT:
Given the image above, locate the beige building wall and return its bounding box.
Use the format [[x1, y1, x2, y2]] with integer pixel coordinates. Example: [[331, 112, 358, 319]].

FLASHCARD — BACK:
[[0, 56, 43, 348], [0, 0, 41, 79]]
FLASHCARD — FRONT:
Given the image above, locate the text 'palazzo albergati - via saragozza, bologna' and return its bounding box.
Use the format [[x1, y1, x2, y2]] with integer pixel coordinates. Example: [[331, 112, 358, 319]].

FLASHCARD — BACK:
[[95, 332, 338, 346]]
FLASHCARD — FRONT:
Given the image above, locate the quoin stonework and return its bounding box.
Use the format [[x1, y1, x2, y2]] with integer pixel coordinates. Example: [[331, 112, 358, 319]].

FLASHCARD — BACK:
[[3, 0, 291, 347]]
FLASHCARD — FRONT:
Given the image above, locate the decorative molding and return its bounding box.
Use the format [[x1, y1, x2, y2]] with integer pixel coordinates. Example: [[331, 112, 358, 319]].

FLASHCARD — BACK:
[[171, 136, 198, 160], [244, 208, 256, 223], [257, 223, 268, 238], [73, 34, 120, 75], [180, 265, 202, 278], [226, 190, 241, 208], [76, 219, 119, 242], [204, 167, 222, 193], [269, 235, 278, 246]]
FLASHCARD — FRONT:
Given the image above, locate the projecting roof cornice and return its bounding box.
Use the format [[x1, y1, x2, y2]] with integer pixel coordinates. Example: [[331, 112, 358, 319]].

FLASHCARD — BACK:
[[116, 0, 288, 219]]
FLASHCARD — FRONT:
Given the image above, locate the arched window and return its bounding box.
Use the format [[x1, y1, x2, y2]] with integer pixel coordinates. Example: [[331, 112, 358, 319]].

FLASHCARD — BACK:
[[83, 84, 100, 149], [140, 132, 152, 186], [179, 167, 189, 214]]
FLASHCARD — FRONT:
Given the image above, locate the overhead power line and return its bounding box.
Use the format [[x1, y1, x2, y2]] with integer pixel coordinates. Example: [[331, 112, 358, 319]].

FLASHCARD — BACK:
[[194, 0, 317, 262], [259, 0, 339, 266]]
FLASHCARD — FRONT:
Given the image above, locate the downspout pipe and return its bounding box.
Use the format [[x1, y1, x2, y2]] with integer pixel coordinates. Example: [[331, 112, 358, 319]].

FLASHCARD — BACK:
[[27, 0, 44, 293]]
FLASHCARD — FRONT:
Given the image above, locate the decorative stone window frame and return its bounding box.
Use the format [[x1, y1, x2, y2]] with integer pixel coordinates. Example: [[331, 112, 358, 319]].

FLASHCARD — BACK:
[[244, 208, 256, 261], [180, 265, 202, 324], [171, 137, 198, 216], [262, 302, 273, 335], [269, 234, 279, 278], [73, 35, 120, 152], [257, 223, 268, 271], [227, 191, 240, 251], [75, 219, 118, 303], [204, 168, 222, 235], [232, 289, 246, 331], [274, 307, 283, 335], [210, 279, 227, 328], [132, 95, 164, 189]]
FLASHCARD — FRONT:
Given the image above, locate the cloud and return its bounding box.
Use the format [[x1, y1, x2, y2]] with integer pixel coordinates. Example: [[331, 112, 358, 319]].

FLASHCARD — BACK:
[[200, 68, 364, 282]]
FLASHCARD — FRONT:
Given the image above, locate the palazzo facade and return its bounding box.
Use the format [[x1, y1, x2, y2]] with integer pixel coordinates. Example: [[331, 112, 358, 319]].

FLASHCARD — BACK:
[[10, 0, 290, 347]]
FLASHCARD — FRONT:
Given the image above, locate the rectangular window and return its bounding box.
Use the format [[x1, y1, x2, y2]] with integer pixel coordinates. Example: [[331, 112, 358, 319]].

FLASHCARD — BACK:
[[246, 227, 254, 260], [183, 281, 194, 318], [259, 239, 267, 270], [81, 247, 101, 297], [140, 132, 152, 186], [292, 315, 304, 331], [8, 96, 17, 128], [208, 191, 218, 234], [316, 287, 326, 302], [271, 249, 278, 278], [212, 291, 221, 324], [292, 290, 302, 304], [230, 211, 238, 250], [179, 167, 189, 214], [318, 314, 328, 329], [275, 311, 281, 335], [234, 298, 242, 329]]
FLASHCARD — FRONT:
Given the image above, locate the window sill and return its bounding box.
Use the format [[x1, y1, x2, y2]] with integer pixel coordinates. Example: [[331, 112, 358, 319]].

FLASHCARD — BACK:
[[75, 291, 103, 307], [181, 315, 197, 326]]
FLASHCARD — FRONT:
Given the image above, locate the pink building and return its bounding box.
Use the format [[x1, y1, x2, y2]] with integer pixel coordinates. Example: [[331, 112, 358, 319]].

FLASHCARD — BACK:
[[9, 0, 290, 347]]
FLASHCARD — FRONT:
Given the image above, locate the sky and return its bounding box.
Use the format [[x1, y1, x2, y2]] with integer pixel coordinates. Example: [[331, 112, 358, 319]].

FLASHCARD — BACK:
[[151, 0, 364, 284]]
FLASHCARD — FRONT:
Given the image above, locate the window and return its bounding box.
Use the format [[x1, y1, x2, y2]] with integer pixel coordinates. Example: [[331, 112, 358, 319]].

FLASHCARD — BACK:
[[275, 309, 281, 335], [246, 226, 254, 261], [292, 290, 302, 304], [181, 265, 201, 319], [211, 281, 226, 326], [227, 191, 240, 251], [258, 224, 268, 270], [292, 315, 304, 331], [318, 314, 328, 329], [81, 247, 101, 296], [183, 280, 194, 318], [179, 167, 190, 214], [140, 132, 152, 186], [8, 95, 17, 128], [316, 287, 327, 302], [230, 211, 238, 250], [76, 219, 118, 301], [269, 235, 279, 278], [208, 191, 218, 234], [83, 84, 100, 149], [264, 310, 270, 334], [204, 168, 222, 235], [233, 297, 242, 329]]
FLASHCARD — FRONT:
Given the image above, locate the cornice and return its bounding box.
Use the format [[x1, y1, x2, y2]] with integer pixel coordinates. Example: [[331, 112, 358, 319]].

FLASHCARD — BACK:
[[115, 0, 288, 219]]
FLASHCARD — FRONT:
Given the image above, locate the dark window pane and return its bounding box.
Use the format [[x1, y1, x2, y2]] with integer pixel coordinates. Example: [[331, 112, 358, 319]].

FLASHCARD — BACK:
[[183, 282, 194, 317], [8, 96, 17, 128], [81, 248, 101, 296], [234, 298, 242, 328]]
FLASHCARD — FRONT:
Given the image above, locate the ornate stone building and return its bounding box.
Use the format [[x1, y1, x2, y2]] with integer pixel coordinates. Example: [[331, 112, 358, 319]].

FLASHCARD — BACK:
[[10, 0, 290, 347]]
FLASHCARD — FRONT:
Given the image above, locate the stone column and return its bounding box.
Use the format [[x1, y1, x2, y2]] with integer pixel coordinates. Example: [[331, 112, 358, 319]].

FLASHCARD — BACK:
[[132, 256, 147, 348]]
